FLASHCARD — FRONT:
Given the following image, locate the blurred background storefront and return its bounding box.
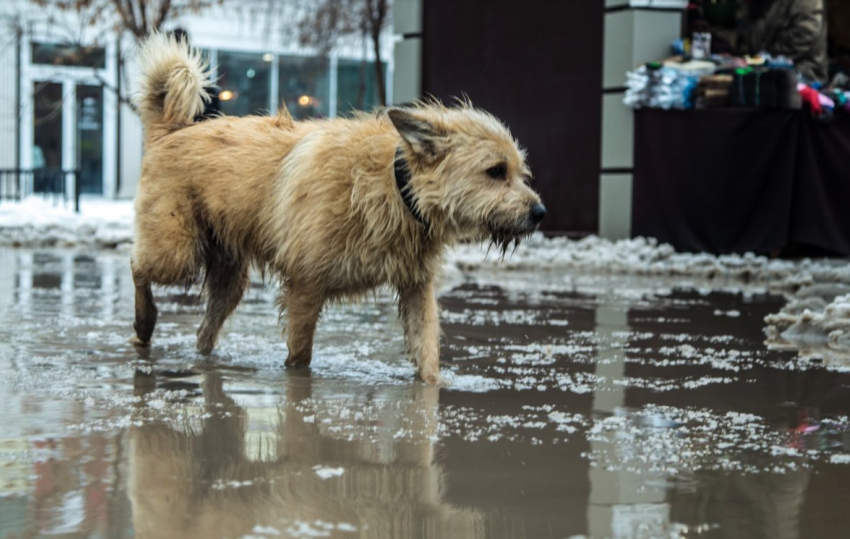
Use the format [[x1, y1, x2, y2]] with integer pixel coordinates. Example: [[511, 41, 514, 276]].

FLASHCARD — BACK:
[[2, 0, 849, 246], [0, 0, 391, 200]]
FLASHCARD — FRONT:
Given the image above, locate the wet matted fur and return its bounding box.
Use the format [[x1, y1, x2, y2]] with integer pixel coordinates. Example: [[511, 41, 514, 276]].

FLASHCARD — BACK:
[[130, 34, 546, 384]]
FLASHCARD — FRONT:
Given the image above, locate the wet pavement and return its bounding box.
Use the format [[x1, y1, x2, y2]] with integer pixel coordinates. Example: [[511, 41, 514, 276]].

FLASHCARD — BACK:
[[0, 249, 849, 539]]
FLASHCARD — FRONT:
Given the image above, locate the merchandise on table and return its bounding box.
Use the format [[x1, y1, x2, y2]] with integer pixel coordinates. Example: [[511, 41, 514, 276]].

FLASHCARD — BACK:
[[624, 52, 850, 117], [695, 74, 733, 107], [728, 67, 800, 110], [624, 60, 715, 110]]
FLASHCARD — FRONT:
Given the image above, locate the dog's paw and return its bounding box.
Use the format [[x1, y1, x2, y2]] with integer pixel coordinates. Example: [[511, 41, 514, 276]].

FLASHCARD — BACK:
[[284, 359, 311, 370], [417, 367, 440, 386], [284, 351, 313, 369], [130, 335, 150, 347]]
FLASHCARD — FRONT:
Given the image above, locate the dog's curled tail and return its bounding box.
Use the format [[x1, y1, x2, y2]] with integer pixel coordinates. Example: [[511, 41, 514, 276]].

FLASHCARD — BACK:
[[135, 33, 212, 137]]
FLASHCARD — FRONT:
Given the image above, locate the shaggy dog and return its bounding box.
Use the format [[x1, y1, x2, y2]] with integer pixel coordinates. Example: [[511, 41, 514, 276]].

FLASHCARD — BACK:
[[131, 34, 545, 383]]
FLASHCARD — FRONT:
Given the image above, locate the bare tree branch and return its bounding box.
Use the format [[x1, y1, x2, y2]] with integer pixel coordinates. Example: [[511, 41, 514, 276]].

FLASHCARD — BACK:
[[153, 0, 172, 30], [18, 0, 223, 116], [138, 0, 148, 35], [94, 72, 137, 111]]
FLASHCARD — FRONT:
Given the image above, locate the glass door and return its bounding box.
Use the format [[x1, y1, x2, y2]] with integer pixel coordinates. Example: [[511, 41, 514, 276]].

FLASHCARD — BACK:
[[76, 85, 104, 194], [31, 82, 105, 195], [32, 81, 63, 193]]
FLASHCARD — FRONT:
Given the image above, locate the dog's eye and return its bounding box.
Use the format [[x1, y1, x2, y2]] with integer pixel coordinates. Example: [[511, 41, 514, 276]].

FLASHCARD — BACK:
[[486, 163, 507, 181]]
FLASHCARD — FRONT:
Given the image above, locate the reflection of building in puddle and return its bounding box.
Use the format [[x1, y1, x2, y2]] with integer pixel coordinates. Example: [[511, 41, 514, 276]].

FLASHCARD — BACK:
[[0, 251, 134, 538], [671, 458, 850, 537], [584, 300, 826, 538], [588, 305, 682, 538], [668, 469, 810, 539], [665, 406, 850, 539], [0, 419, 129, 537], [128, 372, 483, 539], [0, 250, 128, 322], [611, 294, 850, 539]]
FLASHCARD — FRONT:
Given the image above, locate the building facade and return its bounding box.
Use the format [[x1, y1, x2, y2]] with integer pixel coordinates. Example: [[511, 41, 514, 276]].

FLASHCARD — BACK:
[[0, 2, 393, 199]]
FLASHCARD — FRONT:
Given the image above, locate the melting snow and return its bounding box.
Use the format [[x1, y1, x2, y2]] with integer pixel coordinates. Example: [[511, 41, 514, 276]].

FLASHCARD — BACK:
[[765, 286, 850, 370], [313, 466, 345, 479], [0, 197, 133, 248]]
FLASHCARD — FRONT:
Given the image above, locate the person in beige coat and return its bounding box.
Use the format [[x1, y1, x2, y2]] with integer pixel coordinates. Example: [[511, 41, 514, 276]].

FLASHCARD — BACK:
[[745, 0, 828, 83]]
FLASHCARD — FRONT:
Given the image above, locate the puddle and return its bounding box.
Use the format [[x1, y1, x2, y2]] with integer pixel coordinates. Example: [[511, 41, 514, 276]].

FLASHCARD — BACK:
[[1, 249, 849, 538]]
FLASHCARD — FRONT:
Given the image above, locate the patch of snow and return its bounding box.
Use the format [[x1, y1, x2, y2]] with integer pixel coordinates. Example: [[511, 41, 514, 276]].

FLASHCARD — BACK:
[[211, 479, 255, 490], [0, 197, 133, 248], [2, 205, 848, 299], [585, 405, 813, 475], [278, 520, 356, 538], [313, 466, 345, 479], [441, 371, 506, 393], [449, 234, 850, 290], [765, 287, 850, 370], [249, 526, 281, 537]]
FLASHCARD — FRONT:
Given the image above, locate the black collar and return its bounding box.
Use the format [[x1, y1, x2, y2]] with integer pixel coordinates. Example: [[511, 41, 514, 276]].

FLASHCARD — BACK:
[[394, 146, 428, 228]]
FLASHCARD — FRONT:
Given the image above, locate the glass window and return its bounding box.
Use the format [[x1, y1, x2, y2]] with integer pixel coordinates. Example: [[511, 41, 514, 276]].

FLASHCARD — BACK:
[[31, 42, 106, 68], [33, 81, 63, 170], [32, 81, 63, 194], [76, 85, 104, 194], [216, 51, 272, 116], [336, 59, 387, 116], [279, 56, 330, 120]]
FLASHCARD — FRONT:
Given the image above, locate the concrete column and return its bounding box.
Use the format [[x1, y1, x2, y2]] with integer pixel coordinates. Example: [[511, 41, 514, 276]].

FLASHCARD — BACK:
[[392, 0, 422, 105], [599, 0, 683, 240]]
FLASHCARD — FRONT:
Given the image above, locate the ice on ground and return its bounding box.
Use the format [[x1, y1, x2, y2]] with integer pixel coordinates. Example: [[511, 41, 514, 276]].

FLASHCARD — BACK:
[[585, 406, 825, 475], [0, 197, 133, 248], [249, 526, 281, 537], [440, 371, 506, 392], [450, 234, 850, 290], [313, 466, 345, 479], [282, 520, 356, 538], [3, 199, 849, 293], [765, 285, 850, 370]]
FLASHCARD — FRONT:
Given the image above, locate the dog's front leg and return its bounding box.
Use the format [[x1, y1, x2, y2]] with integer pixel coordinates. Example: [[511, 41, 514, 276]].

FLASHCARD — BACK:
[[399, 280, 441, 384], [131, 261, 157, 346], [283, 288, 323, 368]]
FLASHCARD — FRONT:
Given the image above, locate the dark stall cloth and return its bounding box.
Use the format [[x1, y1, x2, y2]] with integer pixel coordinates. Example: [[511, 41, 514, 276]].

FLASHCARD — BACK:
[[790, 115, 850, 255], [633, 109, 799, 254]]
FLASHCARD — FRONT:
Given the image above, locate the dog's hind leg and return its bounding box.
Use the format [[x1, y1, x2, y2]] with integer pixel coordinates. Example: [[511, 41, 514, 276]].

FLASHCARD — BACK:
[[131, 261, 158, 346], [197, 254, 249, 354], [282, 286, 324, 368], [399, 280, 441, 384]]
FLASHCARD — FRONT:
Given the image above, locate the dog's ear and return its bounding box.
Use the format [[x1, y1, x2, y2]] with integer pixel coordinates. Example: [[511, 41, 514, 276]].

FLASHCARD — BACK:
[[387, 108, 445, 161]]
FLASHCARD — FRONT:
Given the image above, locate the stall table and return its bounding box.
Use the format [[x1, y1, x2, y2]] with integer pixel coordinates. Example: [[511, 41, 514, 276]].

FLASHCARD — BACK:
[[632, 109, 850, 255]]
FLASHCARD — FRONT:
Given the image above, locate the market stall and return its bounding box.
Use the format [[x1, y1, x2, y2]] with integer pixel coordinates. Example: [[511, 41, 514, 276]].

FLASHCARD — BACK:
[[627, 0, 850, 255], [633, 109, 850, 255]]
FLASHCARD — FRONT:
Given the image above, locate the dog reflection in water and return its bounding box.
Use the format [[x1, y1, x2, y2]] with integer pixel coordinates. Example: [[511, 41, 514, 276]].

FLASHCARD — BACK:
[[128, 371, 483, 538]]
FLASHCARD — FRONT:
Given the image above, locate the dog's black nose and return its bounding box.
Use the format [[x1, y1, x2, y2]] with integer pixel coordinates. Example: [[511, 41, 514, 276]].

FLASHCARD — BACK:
[[530, 203, 546, 224]]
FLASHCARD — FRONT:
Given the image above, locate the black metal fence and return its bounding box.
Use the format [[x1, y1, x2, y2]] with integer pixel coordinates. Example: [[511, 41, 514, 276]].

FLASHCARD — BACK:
[[0, 169, 81, 212]]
